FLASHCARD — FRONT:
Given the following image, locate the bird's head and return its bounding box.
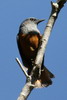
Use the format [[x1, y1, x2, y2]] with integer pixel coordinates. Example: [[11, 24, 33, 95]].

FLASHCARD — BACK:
[[19, 17, 45, 34]]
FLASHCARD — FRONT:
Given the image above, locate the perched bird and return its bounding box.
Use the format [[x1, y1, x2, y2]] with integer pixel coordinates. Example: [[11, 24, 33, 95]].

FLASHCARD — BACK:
[[17, 18, 54, 88]]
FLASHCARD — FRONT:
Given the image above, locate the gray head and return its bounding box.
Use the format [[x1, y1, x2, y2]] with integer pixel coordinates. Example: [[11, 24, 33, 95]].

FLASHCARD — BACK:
[[19, 17, 45, 34]]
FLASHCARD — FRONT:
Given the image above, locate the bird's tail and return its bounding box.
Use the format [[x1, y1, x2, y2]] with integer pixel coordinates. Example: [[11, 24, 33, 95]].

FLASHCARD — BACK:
[[34, 66, 55, 88]]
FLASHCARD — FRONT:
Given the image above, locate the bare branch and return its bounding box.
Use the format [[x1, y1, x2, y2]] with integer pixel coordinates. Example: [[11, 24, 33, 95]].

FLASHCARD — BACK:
[[32, 0, 67, 78], [16, 58, 35, 100], [17, 82, 34, 100]]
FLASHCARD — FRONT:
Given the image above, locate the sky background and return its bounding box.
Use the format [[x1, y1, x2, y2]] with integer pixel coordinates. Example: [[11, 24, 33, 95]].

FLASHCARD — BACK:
[[0, 0, 67, 100]]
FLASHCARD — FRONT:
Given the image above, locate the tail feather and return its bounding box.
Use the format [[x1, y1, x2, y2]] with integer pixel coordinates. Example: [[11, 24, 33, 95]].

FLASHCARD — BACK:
[[44, 66, 55, 78], [34, 67, 54, 88]]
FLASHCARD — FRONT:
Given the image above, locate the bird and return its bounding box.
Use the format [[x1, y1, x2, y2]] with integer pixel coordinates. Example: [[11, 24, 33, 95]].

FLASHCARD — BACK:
[[17, 17, 54, 88]]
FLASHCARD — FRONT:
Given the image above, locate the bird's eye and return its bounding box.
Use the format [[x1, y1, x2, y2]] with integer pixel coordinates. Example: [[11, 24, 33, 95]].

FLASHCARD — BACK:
[[30, 18, 36, 21], [30, 18, 34, 21]]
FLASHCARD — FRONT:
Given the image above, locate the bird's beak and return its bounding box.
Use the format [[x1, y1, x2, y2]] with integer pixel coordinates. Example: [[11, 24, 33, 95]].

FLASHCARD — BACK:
[[36, 19, 45, 24]]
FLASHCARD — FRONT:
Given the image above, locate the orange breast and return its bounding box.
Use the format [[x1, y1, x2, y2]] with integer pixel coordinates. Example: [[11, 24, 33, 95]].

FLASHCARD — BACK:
[[19, 33, 42, 60]]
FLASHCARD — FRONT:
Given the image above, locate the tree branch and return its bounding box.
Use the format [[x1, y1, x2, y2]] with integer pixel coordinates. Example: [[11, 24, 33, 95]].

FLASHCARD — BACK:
[[16, 0, 67, 100], [32, 0, 67, 79], [16, 58, 34, 100], [17, 82, 34, 100]]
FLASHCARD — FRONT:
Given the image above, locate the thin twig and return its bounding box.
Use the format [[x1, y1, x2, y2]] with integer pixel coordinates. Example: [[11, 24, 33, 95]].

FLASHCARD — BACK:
[[15, 57, 30, 79]]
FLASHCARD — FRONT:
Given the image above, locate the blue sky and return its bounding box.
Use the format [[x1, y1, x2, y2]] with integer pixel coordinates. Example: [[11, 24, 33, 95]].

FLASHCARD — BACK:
[[0, 0, 67, 100]]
